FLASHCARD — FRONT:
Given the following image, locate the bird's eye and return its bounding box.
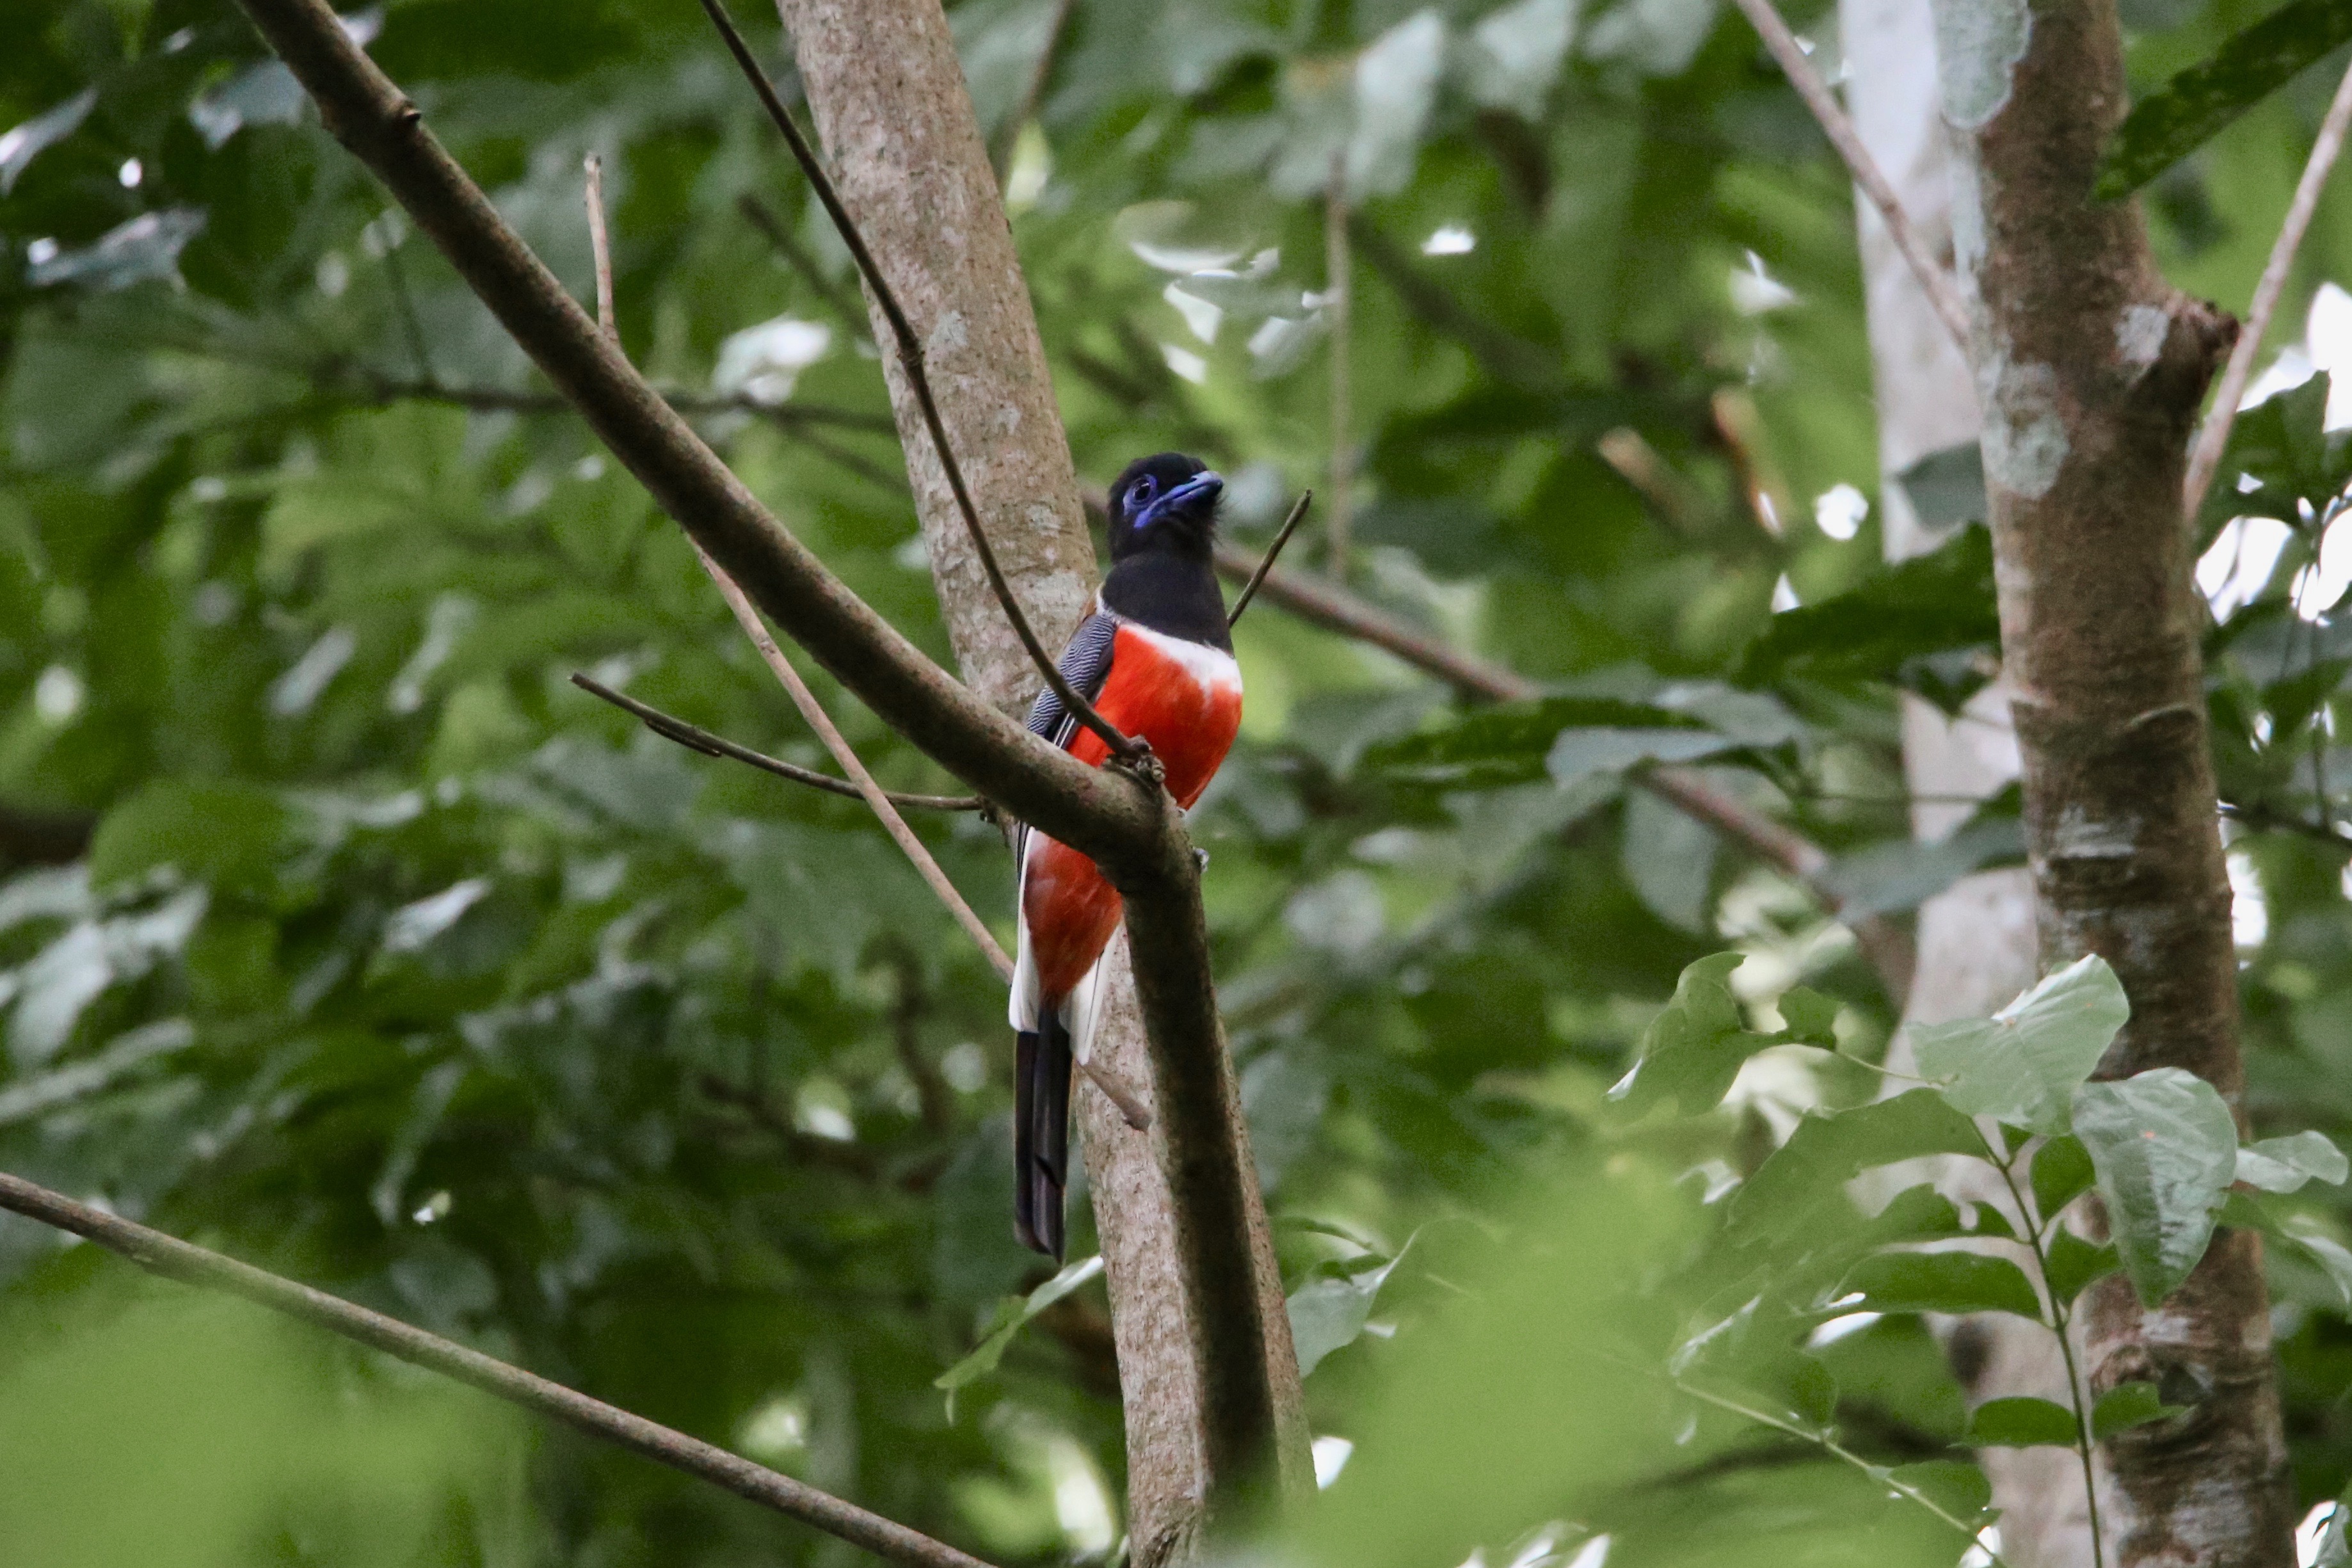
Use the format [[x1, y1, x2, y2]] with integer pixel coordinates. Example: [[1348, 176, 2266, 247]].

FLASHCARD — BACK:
[[1128, 475, 1158, 510]]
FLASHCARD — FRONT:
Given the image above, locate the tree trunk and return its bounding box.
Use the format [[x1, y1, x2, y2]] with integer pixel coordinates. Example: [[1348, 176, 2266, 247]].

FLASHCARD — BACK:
[[771, 2, 1311, 1554], [1924, 0, 2294, 1560], [1839, 0, 2088, 1560]]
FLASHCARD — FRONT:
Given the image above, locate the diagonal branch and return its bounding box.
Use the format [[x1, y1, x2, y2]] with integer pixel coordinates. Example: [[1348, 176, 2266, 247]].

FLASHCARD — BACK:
[[695, 0, 1144, 767], [1227, 492, 1313, 627], [0, 1170, 994, 1568], [693, 548, 1153, 1132], [1206, 543, 1916, 1002], [1725, 0, 1972, 351], [2183, 56, 2352, 522], [738, 192, 870, 332]]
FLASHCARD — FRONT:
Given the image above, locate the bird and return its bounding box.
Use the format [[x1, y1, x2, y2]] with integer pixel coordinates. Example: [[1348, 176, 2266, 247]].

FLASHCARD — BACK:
[[1009, 452, 1244, 1258]]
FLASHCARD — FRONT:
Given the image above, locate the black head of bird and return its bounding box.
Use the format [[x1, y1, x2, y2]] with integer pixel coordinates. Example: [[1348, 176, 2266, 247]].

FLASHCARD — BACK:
[[1106, 452, 1223, 563]]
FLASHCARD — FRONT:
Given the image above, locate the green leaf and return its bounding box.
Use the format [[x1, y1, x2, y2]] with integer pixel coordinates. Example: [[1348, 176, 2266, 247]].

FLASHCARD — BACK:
[[1620, 787, 1719, 932], [2074, 1068, 2241, 1306], [1790, 1354, 1838, 1428], [1912, 954, 2131, 1135], [2097, 0, 2352, 198], [2222, 1192, 2352, 1308], [1965, 1395, 2079, 1447], [1775, 988, 1839, 1048], [1819, 819, 2024, 920], [1735, 524, 1997, 692], [2042, 1226, 2121, 1308], [1289, 1243, 1412, 1377], [2031, 1135, 2097, 1222], [2090, 1380, 2186, 1440], [1894, 444, 1987, 532], [2236, 1131, 2349, 1194], [1608, 954, 1773, 1116], [1843, 1250, 2042, 1318], [1363, 696, 1718, 790], [89, 780, 294, 901], [1886, 1460, 1994, 1526], [1728, 1091, 1987, 1250], [935, 1254, 1105, 1415]]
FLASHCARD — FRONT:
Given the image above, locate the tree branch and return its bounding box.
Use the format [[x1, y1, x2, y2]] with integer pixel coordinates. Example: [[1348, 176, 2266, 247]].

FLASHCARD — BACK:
[[584, 152, 616, 342], [1725, 0, 1971, 350], [1206, 544, 1917, 1002], [1325, 157, 1355, 577], [570, 673, 984, 812], [696, 0, 1144, 767], [2182, 56, 2352, 522], [1227, 491, 1313, 627], [0, 1170, 993, 1568], [1347, 216, 1563, 392], [694, 548, 1152, 1133], [988, 0, 1077, 182]]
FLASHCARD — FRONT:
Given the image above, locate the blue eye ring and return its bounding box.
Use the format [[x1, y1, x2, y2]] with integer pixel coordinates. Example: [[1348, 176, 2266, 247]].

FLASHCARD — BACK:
[[1128, 474, 1159, 511]]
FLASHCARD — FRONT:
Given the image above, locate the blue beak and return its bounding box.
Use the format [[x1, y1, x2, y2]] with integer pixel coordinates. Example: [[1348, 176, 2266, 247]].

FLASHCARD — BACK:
[[1138, 470, 1224, 530]]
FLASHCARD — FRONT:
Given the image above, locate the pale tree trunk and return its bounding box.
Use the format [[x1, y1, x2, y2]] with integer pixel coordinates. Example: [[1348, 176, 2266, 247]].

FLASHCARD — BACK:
[[1924, 0, 2296, 1561], [772, 3, 1311, 1556], [1839, 0, 2086, 1560]]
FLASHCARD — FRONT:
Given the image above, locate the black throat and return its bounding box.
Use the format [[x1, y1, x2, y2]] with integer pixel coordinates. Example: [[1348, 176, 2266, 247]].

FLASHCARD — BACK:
[[1100, 554, 1232, 652]]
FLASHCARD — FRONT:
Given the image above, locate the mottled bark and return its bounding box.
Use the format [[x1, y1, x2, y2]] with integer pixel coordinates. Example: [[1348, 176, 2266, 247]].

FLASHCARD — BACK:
[[772, 1, 1309, 1550], [1839, 0, 2088, 1558], [1925, 0, 2292, 1560]]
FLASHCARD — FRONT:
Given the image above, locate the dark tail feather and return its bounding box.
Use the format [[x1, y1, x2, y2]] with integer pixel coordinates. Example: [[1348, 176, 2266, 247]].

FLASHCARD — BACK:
[[1013, 1012, 1073, 1259]]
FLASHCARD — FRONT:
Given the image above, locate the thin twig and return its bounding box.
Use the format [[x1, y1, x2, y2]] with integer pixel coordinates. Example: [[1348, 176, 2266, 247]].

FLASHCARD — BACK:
[[2183, 57, 2352, 522], [1204, 542, 1917, 1003], [0, 1170, 994, 1568], [1228, 491, 1313, 627], [989, 0, 1078, 183], [379, 228, 438, 385], [1671, 1376, 2006, 1565], [737, 193, 868, 331], [1725, 0, 1972, 350], [570, 673, 984, 812], [698, 0, 1145, 766], [696, 550, 1152, 1133], [1325, 155, 1354, 577], [584, 154, 616, 342]]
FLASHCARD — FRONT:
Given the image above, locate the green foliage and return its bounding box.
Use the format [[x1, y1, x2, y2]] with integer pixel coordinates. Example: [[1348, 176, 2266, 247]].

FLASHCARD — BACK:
[[1911, 954, 2129, 1135], [2099, 0, 2352, 198], [2075, 1068, 2243, 1306], [6, 0, 2352, 1559]]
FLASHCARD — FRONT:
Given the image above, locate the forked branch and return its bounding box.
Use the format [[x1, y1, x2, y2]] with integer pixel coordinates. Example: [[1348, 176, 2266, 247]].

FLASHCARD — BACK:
[[0, 1171, 995, 1568]]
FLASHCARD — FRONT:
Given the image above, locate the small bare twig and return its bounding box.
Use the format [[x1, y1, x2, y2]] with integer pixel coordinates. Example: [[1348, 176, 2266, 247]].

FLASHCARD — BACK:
[[696, 550, 1153, 1132], [737, 193, 868, 331], [698, 0, 1146, 767], [570, 673, 984, 812], [1228, 490, 1313, 627], [2184, 57, 2352, 522], [989, 0, 1078, 183], [1725, 0, 1972, 350], [1325, 156, 1354, 577], [0, 1170, 994, 1568], [584, 154, 616, 342]]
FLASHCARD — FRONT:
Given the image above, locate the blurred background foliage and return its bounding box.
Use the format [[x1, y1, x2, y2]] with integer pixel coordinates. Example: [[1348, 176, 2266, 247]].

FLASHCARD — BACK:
[[10, 0, 2352, 1564]]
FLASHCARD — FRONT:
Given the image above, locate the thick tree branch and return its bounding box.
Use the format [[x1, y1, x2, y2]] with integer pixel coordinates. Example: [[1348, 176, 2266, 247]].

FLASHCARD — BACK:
[[1207, 544, 1917, 1000], [0, 1171, 992, 1568], [697, 0, 1143, 767], [1932, 0, 2292, 1556], [2183, 57, 2352, 522], [1726, 0, 1971, 350]]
